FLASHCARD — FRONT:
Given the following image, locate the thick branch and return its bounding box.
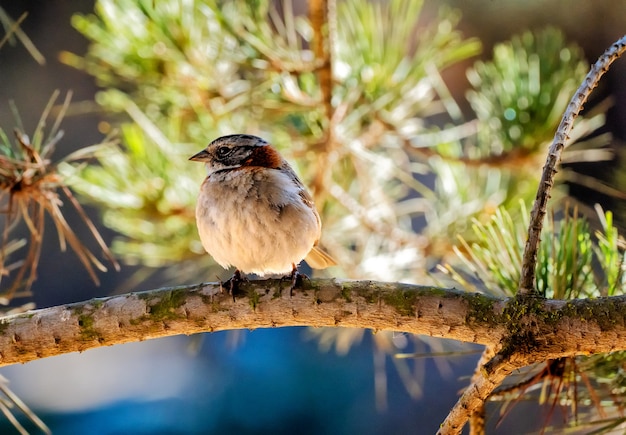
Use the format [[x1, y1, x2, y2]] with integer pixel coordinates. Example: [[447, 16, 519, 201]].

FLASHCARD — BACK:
[[0, 279, 626, 371], [519, 35, 626, 295], [0, 280, 504, 367]]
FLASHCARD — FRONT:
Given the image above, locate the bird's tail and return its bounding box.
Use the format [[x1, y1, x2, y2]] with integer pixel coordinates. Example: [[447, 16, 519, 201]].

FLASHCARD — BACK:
[[305, 246, 337, 269]]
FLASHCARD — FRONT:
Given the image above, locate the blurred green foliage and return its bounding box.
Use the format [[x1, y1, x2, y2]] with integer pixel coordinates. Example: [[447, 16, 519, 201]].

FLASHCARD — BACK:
[[61, 0, 617, 309], [61, 101, 202, 267], [62, 0, 484, 281], [443, 203, 626, 299], [467, 27, 589, 156], [424, 26, 606, 259]]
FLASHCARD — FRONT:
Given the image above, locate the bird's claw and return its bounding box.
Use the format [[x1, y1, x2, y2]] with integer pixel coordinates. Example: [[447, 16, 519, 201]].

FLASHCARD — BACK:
[[222, 269, 247, 301], [280, 265, 308, 297]]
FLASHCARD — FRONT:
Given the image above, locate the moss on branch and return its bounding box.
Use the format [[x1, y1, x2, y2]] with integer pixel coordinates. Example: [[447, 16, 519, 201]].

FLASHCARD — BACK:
[[0, 279, 623, 371]]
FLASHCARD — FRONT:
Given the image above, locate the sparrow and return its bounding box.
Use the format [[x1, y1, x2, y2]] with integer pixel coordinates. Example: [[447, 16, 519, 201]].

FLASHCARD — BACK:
[[190, 134, 335, 287]]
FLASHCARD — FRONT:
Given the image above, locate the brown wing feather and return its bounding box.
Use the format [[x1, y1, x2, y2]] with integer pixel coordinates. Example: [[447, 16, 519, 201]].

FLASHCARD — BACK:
[[280, 162, 336, 268]]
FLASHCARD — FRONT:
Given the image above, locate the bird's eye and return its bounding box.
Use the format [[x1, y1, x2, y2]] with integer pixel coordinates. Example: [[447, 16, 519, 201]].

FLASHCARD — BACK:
[[216, 146, 231, 159]]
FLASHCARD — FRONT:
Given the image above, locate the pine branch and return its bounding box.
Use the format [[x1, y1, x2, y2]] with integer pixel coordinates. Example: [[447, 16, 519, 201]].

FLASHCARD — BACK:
[[0, 279, 626, 371], [469, 406, 486, 435], [519, 35, 626, 295]]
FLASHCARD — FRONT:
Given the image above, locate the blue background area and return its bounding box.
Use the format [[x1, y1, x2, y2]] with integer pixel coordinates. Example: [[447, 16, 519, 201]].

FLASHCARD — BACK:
[[0, 328, 474, 435]]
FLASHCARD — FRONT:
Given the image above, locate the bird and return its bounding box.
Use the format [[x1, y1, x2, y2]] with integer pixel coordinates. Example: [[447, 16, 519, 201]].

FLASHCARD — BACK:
[[189, 134, 335, 290]]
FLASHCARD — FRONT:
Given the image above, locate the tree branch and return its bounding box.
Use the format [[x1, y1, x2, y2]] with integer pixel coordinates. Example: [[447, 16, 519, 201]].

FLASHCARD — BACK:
[[0, 280, 503, 367], [438, 353, 527, 435], [519, 35, 626, 295], [469, 405, 486, 435], [309, 0, 333, 122], [0, 279, 625, 371]]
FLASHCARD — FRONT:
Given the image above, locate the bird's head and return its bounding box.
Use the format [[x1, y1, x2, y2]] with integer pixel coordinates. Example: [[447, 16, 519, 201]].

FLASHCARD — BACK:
[[189, 134, 282, 174]]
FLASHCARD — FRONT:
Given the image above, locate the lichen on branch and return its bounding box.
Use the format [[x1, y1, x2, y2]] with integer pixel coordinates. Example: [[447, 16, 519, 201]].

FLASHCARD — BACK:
[[0, 279, 626, 372]]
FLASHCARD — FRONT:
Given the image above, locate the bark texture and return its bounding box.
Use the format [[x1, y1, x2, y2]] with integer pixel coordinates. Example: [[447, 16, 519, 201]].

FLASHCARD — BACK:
[[0, 279, 626, 370]]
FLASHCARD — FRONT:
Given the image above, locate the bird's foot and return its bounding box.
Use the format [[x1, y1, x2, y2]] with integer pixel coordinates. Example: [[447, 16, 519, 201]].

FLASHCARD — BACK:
[[222, 269, 247, 301], [280, 264, 308, 297]]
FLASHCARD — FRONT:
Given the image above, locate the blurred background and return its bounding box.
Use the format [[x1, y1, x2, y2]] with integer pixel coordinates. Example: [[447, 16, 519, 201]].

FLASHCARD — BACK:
[[0, 0, 625, 433]]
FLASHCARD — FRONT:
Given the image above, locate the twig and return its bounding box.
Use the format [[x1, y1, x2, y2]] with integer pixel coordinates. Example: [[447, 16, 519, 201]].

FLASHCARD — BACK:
[[438, 354, 527, 435], [308, 0, 336, 200], [518, 35, 626, 295], [308, 0, 333, 122], [466, 346, 496, 435], [0, 9, 45, 64], [469, 405, 486, 435]]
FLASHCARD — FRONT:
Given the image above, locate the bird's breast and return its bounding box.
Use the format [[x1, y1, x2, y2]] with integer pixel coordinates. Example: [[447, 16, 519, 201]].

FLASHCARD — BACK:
[[195, 167, 321, 274]]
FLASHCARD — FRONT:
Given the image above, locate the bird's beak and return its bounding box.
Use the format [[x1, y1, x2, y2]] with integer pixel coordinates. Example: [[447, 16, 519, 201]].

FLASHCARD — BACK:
[[189, 149, 210, 162]]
